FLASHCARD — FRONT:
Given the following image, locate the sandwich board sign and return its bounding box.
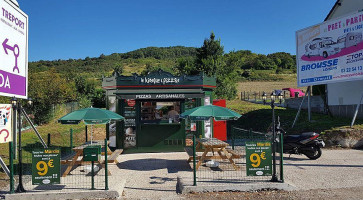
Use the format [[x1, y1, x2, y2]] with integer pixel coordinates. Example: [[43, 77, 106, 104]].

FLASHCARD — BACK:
[[32, 149, 61, 185], [246, 141, 272, 176], [0, 0, 28, 99]]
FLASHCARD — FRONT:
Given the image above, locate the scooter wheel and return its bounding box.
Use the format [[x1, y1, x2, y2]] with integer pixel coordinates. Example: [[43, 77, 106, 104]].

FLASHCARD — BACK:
[[305, 147, 322, 160]]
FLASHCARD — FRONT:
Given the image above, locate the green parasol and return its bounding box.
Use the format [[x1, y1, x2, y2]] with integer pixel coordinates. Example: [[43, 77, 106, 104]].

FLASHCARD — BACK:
[[58, 107, 124, 143], [58, 107, 124, 125], [180, 105, 241, 121]]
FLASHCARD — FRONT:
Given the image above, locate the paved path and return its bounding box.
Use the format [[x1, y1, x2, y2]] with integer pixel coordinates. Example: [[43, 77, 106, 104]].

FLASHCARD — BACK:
[[113, 152, 189, 199], [113, 149, 363, 199]]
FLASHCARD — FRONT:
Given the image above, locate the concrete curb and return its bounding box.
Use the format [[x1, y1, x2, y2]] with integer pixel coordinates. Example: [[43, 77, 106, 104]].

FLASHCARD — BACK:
[[177, 176, 296, 194], [1, 190, 119, 200]]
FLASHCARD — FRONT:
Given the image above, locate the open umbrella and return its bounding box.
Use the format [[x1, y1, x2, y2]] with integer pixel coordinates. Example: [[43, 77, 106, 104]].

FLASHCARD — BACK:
[[180, 105, 241, 121], [58, 107, 124, 143], [180, 105, 241, 165]]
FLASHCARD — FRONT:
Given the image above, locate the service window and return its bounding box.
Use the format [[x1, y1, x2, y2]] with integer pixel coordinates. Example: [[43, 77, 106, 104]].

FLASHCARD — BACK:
[[140, 101, 181, 124]]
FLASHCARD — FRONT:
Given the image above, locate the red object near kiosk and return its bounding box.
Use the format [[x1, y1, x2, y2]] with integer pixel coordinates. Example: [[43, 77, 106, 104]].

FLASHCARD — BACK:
[[212, 99, 227, 141]]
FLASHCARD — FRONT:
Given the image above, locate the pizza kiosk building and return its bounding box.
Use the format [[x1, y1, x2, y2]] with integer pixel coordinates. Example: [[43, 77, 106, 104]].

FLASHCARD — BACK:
[[102, 70, 216, 152]]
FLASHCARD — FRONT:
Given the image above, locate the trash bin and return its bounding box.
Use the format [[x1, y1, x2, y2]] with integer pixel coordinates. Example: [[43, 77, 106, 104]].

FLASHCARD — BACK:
[[83, 145, 101, 162]]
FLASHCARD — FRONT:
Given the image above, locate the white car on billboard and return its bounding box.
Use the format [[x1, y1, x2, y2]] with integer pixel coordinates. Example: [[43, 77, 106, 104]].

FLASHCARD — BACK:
[[305, 37, 341, 58]]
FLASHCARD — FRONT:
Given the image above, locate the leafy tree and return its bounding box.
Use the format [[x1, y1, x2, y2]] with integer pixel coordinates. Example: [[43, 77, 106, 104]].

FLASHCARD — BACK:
[[28, 68, 76, 124], [195, 32, 238, 99], [0, 96, 10, 104], [252, 55, 276, 70], [267, 52, 296, 69], [176, 56, 198, 75], [78, 95, 92, 108], [121, 46, 197, 59], [113, 64, 124, 75], [74, 75, 87, 95], [92, 88, 106, 108], [99, 54, 106, 59], [195, 32, 224, 76], [215, 51, 241, 99]]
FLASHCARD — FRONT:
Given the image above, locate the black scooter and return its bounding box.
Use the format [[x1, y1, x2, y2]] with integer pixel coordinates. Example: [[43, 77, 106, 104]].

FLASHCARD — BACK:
[[276, 118, 325, 160]]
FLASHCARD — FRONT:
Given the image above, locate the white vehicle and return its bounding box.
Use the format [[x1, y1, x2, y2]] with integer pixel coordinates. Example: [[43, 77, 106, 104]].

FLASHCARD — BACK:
[[336, 32, 362, 49], [305, 37, 341, 58]]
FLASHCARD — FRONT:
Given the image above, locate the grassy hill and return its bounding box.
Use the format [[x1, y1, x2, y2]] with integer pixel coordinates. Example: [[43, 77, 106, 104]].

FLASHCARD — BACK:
[[29, 46, 297, 81], [29, 46, 197, 78]]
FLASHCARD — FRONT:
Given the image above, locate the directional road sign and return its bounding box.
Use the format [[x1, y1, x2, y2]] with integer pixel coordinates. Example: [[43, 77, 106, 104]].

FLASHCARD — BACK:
[[0, 0, 28, 99]]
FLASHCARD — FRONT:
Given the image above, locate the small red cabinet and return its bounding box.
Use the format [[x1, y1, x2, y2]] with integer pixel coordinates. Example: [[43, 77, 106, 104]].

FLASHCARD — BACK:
[[213, 99, 227, 141]]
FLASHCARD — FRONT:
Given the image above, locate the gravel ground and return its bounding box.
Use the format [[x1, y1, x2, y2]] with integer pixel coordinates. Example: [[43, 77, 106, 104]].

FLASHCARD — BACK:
[[114, 149, 363, 199], [283, 149, 363, 190], [185, 186, 363, 199]]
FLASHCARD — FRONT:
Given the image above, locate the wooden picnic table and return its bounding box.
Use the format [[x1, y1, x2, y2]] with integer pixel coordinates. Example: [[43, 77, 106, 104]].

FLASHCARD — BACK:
[[195, 138, 241, 170], [62, 140, 111, 177]]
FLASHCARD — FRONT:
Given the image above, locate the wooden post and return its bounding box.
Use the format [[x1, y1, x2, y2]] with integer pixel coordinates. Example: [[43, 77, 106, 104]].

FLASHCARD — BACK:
[[259, 91, 261, 100]]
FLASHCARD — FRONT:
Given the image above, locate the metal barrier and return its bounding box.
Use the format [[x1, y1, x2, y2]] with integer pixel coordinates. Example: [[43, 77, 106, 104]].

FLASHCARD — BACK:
[[8, 130, 109, 192], [241, 91, 287, 105], [190, 127, 283, 185]]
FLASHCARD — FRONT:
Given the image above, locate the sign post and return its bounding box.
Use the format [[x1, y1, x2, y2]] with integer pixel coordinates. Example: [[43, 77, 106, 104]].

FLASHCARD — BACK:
[[0, 0, 28, 99], [32, 149, 60, 185], [246, 141, 272, 176]]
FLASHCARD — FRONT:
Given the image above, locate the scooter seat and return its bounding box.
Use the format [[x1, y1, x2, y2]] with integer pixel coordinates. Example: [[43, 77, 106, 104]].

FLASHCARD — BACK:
[[285, 135, 301, 142], [301, 132, 316, 137], [285, 132, 316, 143]]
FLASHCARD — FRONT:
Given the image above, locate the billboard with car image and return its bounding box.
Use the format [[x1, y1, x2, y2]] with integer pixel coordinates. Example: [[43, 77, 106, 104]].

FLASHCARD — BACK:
[[296, 11, 363, 87]]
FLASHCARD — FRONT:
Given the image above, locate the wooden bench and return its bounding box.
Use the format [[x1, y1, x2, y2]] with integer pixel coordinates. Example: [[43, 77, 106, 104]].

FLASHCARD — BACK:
[[185, 147, 204, 162], [226, 148, 245, 159], [107, 149, 123, 164], [184, 147, 194, 162], [61, 152, 77, 164]]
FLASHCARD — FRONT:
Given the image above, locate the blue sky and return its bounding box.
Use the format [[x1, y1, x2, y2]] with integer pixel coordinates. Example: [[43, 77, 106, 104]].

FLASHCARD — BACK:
[[18, 0, 336, 62]]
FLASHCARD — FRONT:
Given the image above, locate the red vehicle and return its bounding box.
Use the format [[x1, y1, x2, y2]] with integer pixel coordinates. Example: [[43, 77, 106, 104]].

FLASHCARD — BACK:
[[282, 88, 305, 98]]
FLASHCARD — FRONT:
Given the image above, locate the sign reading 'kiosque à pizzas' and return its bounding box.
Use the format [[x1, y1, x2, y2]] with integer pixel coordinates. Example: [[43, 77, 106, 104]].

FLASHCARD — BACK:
[[0, 0, 28, 99], [296, 11, 363, 87]]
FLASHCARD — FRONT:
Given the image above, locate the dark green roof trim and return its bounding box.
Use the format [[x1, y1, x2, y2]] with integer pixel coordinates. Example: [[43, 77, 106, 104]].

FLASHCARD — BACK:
[[102, 69, 216, 91]]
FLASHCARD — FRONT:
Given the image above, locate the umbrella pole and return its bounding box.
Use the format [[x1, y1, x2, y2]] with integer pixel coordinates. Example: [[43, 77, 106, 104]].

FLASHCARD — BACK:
[[85, 126, 88, 142], [91, 125, 93, 144], [211, 117, 214, 138]]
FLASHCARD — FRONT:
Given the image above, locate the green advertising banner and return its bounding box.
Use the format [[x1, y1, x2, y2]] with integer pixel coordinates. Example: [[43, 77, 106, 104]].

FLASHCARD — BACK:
[[32, 149, 60, 185], [246, 141, 272, 176]]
